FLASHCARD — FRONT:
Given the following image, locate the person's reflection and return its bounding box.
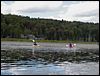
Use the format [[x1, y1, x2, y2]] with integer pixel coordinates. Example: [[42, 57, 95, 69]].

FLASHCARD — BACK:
[[32, 47, 34, 55]]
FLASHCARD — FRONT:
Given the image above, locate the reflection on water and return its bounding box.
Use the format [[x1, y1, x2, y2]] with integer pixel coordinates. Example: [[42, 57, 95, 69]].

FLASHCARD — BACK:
[[1, 48, 99, 75]]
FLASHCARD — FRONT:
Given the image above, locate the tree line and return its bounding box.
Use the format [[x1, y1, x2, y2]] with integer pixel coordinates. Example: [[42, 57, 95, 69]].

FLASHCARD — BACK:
[[1, 14, 99, 42]]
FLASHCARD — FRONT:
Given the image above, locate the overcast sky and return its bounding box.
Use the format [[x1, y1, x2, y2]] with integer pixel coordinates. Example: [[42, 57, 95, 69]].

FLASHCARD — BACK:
[[1, 1, 99, 23]]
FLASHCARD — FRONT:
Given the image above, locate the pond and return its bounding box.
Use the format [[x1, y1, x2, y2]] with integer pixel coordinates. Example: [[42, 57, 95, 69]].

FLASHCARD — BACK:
[[1, 42, 99, 75]]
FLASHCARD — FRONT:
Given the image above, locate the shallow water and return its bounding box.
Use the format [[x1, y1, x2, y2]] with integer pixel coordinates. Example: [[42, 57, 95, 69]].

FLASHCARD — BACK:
[[1, 42, 99, 75], [1, 41, 99, 49], [1, 61, 99, 75]]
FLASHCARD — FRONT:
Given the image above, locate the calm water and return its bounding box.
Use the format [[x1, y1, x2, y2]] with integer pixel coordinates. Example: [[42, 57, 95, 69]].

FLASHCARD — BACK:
[[1, 42, 99, 75]]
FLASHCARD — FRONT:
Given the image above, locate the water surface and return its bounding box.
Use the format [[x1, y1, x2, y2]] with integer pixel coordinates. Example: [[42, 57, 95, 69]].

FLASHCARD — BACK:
[[1, 42, 99, 75]]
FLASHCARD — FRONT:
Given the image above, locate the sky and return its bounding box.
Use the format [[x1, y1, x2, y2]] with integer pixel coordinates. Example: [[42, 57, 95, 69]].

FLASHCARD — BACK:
[[1, 1, 99, 23]]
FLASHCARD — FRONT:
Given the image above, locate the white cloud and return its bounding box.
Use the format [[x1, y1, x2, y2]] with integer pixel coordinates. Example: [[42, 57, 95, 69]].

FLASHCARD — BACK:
[[68, 1, 99, 17], [1, 2, 12, 14], [58, 1, 99, 23], [1, 1, 63, 15], [1, 1, 99, 23]]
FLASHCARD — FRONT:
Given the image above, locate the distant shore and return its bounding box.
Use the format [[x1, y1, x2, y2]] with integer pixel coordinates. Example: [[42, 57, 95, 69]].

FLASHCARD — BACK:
[[1, 38, 98, 44]]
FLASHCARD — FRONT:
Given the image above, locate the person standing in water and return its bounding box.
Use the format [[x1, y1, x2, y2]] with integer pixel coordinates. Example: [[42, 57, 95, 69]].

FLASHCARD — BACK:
[[69, 43, 72, 48], [32, 39, 37, 46]]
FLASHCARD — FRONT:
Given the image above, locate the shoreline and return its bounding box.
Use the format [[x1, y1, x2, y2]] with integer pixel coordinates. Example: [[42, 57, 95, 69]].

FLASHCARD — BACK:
[[1, 38, 98, 44]]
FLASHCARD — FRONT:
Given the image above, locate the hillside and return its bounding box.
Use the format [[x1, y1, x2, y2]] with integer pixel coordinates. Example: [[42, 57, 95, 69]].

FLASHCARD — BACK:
[[1, 14, 99, 42]]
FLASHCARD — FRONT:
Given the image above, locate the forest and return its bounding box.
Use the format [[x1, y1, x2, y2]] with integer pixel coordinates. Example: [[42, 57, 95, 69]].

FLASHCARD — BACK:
[[1, 13, 99, 42]]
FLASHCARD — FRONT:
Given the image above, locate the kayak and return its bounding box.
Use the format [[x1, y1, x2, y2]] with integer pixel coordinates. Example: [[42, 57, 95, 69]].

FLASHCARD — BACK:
[[32, 44, 40, 47]]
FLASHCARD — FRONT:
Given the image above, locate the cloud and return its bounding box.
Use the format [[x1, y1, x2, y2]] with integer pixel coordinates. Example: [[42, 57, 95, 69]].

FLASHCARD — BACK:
[[18, 7, 56, 13], [66, 1, 99, 16], [1, 1, 12, 14], [3, 1, 14, 5], [1, 1, 63, 14], [75, 9, 99, 17], [1, 1, 99, 23], [58, 1, 99, 23]]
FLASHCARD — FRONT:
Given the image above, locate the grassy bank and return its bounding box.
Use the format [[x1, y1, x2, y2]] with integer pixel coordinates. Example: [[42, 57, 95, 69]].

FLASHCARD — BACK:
[[1, 38, 31, 42], [1, 38, 98, 44]]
